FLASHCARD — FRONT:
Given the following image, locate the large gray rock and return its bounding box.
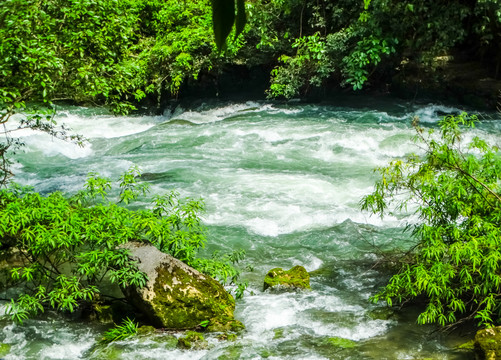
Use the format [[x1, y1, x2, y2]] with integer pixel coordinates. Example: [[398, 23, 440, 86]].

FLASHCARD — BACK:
[[121, 242, 241, 330]]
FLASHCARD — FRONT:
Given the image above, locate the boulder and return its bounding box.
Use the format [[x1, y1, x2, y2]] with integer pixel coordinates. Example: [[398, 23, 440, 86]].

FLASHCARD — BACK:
[[263, 265, 310, 291], [475, 326, 501, 360], [120, 242, 239, 330], [177, 331, 208, 350]]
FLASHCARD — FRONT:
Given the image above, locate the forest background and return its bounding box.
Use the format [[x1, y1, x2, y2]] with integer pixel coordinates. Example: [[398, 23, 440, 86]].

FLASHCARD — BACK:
[[1, 0, 500, 117]]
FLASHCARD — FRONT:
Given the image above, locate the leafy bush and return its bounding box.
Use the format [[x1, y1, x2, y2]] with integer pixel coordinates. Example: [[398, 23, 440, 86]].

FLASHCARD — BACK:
[[362, 113, 501, 327], [1, 167, 244, 323]]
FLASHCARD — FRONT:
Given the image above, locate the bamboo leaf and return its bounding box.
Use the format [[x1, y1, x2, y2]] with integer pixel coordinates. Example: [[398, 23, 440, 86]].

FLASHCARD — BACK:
[[234, 0, 246, 40], [211, 0, 235, 51]]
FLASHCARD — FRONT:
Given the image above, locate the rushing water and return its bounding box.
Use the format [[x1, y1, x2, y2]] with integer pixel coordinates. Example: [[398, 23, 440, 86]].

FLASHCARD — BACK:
[[2, 97, 501, 359]]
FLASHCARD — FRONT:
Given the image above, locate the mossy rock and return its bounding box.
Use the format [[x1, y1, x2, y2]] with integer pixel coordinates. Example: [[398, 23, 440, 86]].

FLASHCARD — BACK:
[[259, 348, 275, 358], [325, 337, 356, 349], [273, 328, 284, 340], [90, 303, 114, 324], [207, 319, 245, 333], [151, 334, 178, 348], [216, 344, 244, 359], [177, 331, 208, 350], [85, 343, 126, 360], [121, 242, 238, 330], [83, 299, 136, 324], [263, 265, 310, 291], [136, 325, 156, 336], [0, 343, 11, 357], [366, 307, 396, 321], [217, 332, 238, 341], [457, 340, 475, 350], [475, 326, 501, 360]]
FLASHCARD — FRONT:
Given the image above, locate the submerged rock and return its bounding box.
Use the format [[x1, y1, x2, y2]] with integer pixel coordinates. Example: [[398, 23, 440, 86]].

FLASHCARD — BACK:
[[0, 343, 11, 357], [263, 265, 310, 291], [177, 331, 208, 350], [121, 242, 240, 330], [475, 326, 501, 360], [325, 336, 356, 349]]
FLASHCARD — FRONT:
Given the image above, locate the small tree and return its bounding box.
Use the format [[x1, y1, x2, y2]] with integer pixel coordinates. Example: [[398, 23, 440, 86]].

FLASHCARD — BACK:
[[362, 113, 501, 327], [0, 168, 207, 323]]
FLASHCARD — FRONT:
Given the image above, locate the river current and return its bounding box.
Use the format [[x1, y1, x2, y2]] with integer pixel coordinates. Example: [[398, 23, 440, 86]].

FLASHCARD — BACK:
[[2, 98, 500, 359]]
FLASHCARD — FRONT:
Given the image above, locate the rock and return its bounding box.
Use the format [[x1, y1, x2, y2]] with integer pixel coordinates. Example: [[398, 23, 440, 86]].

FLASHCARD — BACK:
[[0, 343, 11, 357], [82, 299, 136, 324], [273, 328, 284, 340], [0, 247, 25, 291], [207, 318, 245, 333], [366, 307, 397, 321], [263, 265, 310, 291], [325, 337, 356, 349], [475, 326, 501, 360], [177, 331, 208, 350], [120, 242, 239, 330], [457, 340, 475, 350], [217, 332, 238, 341], [136, 325, 156, 336], [84, 343, 127, 360], [89, 302, 114, 324]]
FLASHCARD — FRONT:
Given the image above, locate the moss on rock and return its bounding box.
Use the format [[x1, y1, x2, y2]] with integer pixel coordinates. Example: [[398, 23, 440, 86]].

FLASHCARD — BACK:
[[457, 340, 475, 350], [217, 332, 238, 341], [121, 242, 239, 330], [177, 331, 208, 350], [0, 343, 11, 357], [325, 337, 356, 349], [475, 326, 501, 360], [263, 265, 310, 291], [136, 325, 156, 336], [207, 319, 245, 333]]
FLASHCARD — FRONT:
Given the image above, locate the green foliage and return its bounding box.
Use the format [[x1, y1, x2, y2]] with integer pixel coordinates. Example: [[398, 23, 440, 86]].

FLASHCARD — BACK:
[[268, 32, 333, 99], [362, 113, 501, 327], [0, 167, 226, 323], [102, 318, 138, 343], [2, 0, 499, 106], [342, 35, 396, 90]]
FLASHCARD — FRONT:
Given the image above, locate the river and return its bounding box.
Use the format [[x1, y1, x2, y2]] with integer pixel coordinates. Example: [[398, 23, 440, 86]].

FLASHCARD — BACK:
[[2, 97, 500, 359]]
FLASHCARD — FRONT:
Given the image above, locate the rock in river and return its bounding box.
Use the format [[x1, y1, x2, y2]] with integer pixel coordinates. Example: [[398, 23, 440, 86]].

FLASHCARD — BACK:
[[263, 265, 310, 291], [121, 242, 241, 330], [475, 326, 501, 360]]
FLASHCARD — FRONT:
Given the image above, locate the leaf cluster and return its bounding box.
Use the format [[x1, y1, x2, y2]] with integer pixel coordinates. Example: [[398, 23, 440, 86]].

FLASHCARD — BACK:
[[101, 317, 138, 343], [362, 113, 501, 327], [0, 167, 238, 323]]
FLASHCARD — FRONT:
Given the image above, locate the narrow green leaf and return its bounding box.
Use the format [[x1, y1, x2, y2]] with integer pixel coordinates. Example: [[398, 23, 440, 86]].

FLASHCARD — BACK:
[[212, 0, 235, 51], [234, 0, 246, 40]]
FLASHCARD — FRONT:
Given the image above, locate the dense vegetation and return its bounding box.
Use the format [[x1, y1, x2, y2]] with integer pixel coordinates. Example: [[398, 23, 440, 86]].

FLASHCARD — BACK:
[[1, 0, 499, 110], [363, 114, 501, 327], [0, 167, 244, 323], [1, 0, 500, 333]]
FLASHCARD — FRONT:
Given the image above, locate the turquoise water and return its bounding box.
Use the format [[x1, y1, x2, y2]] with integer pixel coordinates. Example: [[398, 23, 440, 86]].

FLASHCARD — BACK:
[[2, 99, 500, 359]]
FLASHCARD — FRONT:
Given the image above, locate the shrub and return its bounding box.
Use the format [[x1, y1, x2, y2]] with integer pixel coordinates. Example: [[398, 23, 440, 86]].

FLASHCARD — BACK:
[[362, 113, 501, 327], [1, 166, 243, 323]]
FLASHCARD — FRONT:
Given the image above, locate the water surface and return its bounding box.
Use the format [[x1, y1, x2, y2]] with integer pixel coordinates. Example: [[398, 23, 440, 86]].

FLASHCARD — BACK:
[[3, 99, 499, 359]]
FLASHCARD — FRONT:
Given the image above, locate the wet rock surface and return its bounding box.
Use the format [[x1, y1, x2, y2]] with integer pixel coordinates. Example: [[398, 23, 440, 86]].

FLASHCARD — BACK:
[[263, 265, 311, 291], [121, 242, 239, 330]]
